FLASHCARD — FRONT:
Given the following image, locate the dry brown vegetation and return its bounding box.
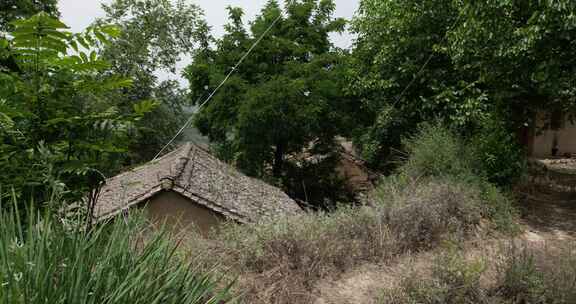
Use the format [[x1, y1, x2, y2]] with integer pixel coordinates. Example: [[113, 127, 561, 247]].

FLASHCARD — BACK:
[[379, 239, 576, 304], [180, 124, 521, 304], [183, 177, 513, 304]]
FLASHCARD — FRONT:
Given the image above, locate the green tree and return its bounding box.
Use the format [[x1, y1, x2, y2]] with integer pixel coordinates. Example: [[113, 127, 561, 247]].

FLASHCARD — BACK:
[[186, 1, 346, 177], [0, 13, 153, 203], [446, 1, 576, 118], [0, 0, 59, 33], [349, 0, 485, 167], [185, 0, 349, 182], [350, 0, 575, 172], [98, 0, 207, 161]]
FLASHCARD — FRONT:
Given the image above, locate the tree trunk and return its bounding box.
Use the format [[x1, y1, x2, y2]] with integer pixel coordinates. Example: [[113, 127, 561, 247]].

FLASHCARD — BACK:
[[273, 142, 284, 178]]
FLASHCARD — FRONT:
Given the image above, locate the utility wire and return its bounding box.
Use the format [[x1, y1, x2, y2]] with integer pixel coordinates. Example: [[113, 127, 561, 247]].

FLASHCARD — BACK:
[[391, 14, 462, 108], [153, 11, 284, 160]]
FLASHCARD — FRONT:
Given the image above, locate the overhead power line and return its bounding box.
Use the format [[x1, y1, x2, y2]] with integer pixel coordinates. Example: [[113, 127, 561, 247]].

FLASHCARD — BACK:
[[153, 10, 284, 160]]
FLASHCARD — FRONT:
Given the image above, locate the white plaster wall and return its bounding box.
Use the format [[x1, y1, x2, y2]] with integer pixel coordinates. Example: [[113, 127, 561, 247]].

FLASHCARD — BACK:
[[533, 114, 576, 158]]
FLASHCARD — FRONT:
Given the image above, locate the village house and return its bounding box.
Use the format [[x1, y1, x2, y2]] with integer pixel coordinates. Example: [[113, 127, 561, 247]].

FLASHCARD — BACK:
[[521, 110, 576, 194], [92, 143, 302, 234], [526, 110, 576, 158]]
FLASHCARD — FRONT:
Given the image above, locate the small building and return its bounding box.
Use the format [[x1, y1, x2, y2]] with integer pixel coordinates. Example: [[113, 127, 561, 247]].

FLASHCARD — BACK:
[[527, 111, 576, 158], [336, 138, 379, 193], [92, 143, 302, 234]]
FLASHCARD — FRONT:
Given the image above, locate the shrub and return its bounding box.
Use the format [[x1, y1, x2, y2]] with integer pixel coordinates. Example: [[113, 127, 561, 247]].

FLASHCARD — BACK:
[[379, 241, 576, 304], [181, 123, 520, 303], [398, 118, 525, 189], [400, 122, 478, 182], [480, 183, 519, 233], [193, 178, 491, 303], [498, 245, 547, 303], [469, 115, 526, 188], [391, 122, 519, 234], [377, 179, 483, 250], [206, 207, 396, 303], [0, 200, 236, 304], [498, 242, 576, 304], [380, 245, 488, 304]]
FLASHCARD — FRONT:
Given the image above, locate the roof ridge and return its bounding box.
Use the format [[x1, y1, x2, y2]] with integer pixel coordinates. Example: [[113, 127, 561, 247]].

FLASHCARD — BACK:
[[107, 144, 189, 183], [170, 143, 193, 180], [93, 142, 302, 222]]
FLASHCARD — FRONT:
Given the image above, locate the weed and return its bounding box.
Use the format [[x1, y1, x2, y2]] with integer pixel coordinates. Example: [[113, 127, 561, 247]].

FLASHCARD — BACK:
[[0, 200, 236, 304]]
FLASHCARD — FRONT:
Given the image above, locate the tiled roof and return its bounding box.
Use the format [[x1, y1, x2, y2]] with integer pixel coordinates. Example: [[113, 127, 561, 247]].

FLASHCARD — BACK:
[[94, 143, 302, 223]]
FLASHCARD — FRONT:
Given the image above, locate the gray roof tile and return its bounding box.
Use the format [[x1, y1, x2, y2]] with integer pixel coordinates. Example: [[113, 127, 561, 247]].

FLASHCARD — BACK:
[[94, 143, 302, 222]]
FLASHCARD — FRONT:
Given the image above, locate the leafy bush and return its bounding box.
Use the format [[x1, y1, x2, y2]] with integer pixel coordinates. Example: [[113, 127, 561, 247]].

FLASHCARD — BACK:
[[498, 245, 547, 303], [391, 123, 519, 233], [0, 13, 154, 203], [480, 183, 519, 233], [401, 123, 477, 182], [0, 201, 235, 304], [397, 120, 525, 188], [377, 179, 483, 250], [354, 105, 407, 169], [469, 115, 526, 187]]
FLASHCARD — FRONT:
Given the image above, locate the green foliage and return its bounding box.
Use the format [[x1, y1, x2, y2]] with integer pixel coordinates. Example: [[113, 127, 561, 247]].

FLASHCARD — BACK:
[[101, 0, 205, 74], [0, 0, 59, 33], [0, 199, 236, 303], [185, 0, 352, 205], [388, 123, 519, 233], [98, 0, 207, 161], [401, 123, 477, 182], [447, 1, 576, 110], [401, 117, 525, 189], [353, 105, 405, 167], [282, 153, 356, 210], [350, 0, 576, 171], [349, 0, 473, 168], [469, 114, 526, 188], [499, 246, 547, 303], [0, 13, 151, 203]]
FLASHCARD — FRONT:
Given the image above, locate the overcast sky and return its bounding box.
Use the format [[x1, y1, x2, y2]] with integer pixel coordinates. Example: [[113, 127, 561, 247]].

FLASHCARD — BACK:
[[58, 0, 359, 83]]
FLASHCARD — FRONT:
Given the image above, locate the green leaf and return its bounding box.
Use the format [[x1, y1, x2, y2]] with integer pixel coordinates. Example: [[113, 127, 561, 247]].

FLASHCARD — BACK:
[[79, 52, 88, 63], [69, 40, 79, 52], [84, 33, 95, 46], [100, 25, 122, 38], [133, 100, 160, 116], [94, 30, 109, 45], [75, 35, 90, 49]]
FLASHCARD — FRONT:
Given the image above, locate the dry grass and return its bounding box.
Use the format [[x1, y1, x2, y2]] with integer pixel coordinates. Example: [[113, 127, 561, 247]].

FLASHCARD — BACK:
[[185, 179, 495, 304], [181, 123, 520, 303], [379, 240, 576, 304]]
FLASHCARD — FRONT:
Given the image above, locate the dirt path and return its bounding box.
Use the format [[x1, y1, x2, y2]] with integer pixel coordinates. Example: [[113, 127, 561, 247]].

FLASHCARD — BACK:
[[313, 251, 437, 304], [519, 190, 576, 239], [312, 188, 576, 304]]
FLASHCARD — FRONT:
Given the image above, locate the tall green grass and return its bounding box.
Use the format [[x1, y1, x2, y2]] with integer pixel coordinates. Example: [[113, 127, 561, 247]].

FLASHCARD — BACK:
[[0, 200, 236, 304]]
